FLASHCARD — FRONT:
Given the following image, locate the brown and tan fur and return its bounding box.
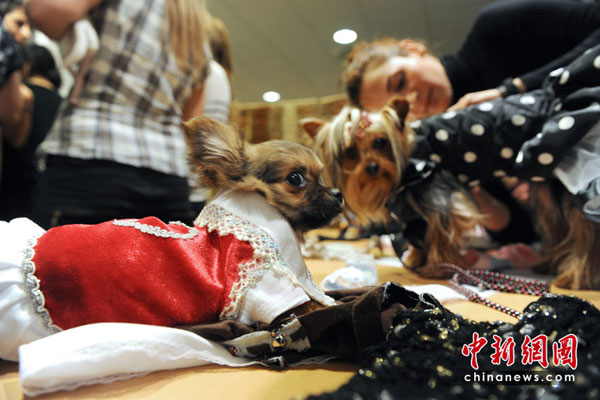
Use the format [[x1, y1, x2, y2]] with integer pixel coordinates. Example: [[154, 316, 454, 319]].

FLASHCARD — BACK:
[[302, 99, 482, 275], [531, 182, 600, 289], [182, 116, 344, 236], [304, 99, 600, 289]]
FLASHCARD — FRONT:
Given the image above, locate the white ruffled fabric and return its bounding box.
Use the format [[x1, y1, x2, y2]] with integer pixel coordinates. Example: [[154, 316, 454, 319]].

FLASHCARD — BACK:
[[0, 218, 49, 361], [18, 323, 259, 397]]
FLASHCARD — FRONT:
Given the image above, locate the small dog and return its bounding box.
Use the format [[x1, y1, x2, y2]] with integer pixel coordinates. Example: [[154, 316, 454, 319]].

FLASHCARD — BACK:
[[302, 99, 482, 275], [183, 116, 344, 235], [0, 116, 343, 361], [304, 96, 600, 290]]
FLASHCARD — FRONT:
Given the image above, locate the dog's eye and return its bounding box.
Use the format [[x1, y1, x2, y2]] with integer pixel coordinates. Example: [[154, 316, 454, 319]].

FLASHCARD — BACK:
[[286, 171, 306, 187], [373, 138, 388, 150], [345, 147, 358, 160]]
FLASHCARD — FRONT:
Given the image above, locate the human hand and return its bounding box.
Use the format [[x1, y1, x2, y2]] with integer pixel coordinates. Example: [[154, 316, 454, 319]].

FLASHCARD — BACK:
[[511, 181, 530, 205], [447, 88, 502, 112], [469, 185, 511, 232], [487, 243, 541, 269], [502, 177, 530, 205]]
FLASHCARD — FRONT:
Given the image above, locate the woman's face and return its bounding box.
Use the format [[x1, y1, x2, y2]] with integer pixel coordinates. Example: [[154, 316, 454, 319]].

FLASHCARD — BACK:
[[360, 53, 453, 119], [3, 7, 31, 45]]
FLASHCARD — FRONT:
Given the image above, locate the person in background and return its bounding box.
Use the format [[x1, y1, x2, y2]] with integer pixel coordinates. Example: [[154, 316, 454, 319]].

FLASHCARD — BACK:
[[26, 0, 209, 228], [342, 0, 600, 246], [202, 15, 232, 127], [1, 0, 31, 46], [0, 43, 62, 220], [0, 0, 33, 154], [188, 14, 233, 217], [345, 0, 600, 116]]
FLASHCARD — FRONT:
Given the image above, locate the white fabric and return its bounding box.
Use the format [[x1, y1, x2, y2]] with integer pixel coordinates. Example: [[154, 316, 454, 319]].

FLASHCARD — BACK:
[[188, 60, 233, 203], [554, 120, 600, 194], [59, 19, 99, 68], [18, 323, 258, 397], [239, 270, 309, 325], [211, 190, 336, 309], [404, 284, 496, 303], [321, 256, 378, 291], [0, 218, 48, 361], [203, 60, 232, 124]]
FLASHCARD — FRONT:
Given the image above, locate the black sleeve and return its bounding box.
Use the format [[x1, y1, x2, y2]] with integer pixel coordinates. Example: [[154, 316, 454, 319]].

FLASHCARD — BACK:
[[520, 27, 600, 91], [446, 0, 600, 99], [487, 0, 600, 90]]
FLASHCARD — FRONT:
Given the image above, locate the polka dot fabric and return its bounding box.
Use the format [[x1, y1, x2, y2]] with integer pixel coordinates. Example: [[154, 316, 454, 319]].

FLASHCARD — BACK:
[[411, 90, 550, 185], [410, 43, 600, 187], [550, 45, 600, 97]]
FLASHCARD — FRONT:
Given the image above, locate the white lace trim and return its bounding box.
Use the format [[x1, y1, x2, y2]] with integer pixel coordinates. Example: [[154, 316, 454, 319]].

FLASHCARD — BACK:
[[22, 236, 61, 333], [196, 204, 333, 321], [112, 219, 198, 239]]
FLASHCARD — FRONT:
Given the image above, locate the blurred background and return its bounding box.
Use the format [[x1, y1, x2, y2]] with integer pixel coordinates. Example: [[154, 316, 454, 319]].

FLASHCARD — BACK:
[[206, 0, 497, 142]]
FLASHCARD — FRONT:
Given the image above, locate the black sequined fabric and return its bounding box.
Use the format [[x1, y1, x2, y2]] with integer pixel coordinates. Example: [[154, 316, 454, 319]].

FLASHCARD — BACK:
[[308, 294, 600, 400]]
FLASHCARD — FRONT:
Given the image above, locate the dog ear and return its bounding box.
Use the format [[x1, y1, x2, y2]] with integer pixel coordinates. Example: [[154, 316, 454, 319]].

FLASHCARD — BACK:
[[388, 98, 410, 122], [383, 97, 410, 132], [300, 118, 326, 140], [183, 116, 249, 189]]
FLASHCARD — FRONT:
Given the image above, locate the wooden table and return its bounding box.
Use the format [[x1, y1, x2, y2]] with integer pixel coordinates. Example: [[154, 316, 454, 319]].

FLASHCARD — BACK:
[[1, 241, 599, 400]]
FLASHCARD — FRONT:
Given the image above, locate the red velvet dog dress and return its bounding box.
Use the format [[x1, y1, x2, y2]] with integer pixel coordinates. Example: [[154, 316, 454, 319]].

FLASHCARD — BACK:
[[0, 190, 334, 361], [31, 216, 255, 330]]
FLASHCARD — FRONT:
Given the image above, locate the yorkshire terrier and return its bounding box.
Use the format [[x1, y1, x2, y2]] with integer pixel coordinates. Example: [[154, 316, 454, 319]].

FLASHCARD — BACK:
[[304, 97, 600, 290], [183, 116, 344, 235], [302, 99, 482, 277], [530, 181, 600, 290]]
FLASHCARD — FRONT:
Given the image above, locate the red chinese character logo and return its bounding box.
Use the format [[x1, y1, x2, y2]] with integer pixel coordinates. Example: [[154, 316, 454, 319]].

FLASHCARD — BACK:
[[553, 334, 578, 370], [521, 334, 548, 368], [490, 335, 516, 366], [462, 332, 488, 370]]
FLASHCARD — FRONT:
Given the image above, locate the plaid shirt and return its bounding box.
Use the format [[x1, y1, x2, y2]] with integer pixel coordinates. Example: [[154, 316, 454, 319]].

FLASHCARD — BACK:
[[41, 0, 203, 178]]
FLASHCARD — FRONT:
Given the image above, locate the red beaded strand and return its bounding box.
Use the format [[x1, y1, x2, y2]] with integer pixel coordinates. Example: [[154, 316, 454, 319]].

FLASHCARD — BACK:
[[437, 263, 551, 319]]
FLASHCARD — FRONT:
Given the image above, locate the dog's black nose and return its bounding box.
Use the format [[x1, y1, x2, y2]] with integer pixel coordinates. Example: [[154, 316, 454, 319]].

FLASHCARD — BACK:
[[365, 162, 379, 176], [331, 189, 344, 205]]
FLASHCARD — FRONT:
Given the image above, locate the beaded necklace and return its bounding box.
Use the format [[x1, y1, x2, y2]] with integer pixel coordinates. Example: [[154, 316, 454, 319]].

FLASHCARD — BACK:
[[437, 263, 551, 319]]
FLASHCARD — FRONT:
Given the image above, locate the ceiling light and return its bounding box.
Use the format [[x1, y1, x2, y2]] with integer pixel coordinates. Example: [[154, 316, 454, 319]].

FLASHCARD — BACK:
[[333, 29, 357, 45], [263, 91, 281, 103]]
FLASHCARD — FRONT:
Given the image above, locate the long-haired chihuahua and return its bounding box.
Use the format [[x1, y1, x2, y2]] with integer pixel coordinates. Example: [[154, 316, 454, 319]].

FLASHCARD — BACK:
[[184, 116, 344, 235]]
